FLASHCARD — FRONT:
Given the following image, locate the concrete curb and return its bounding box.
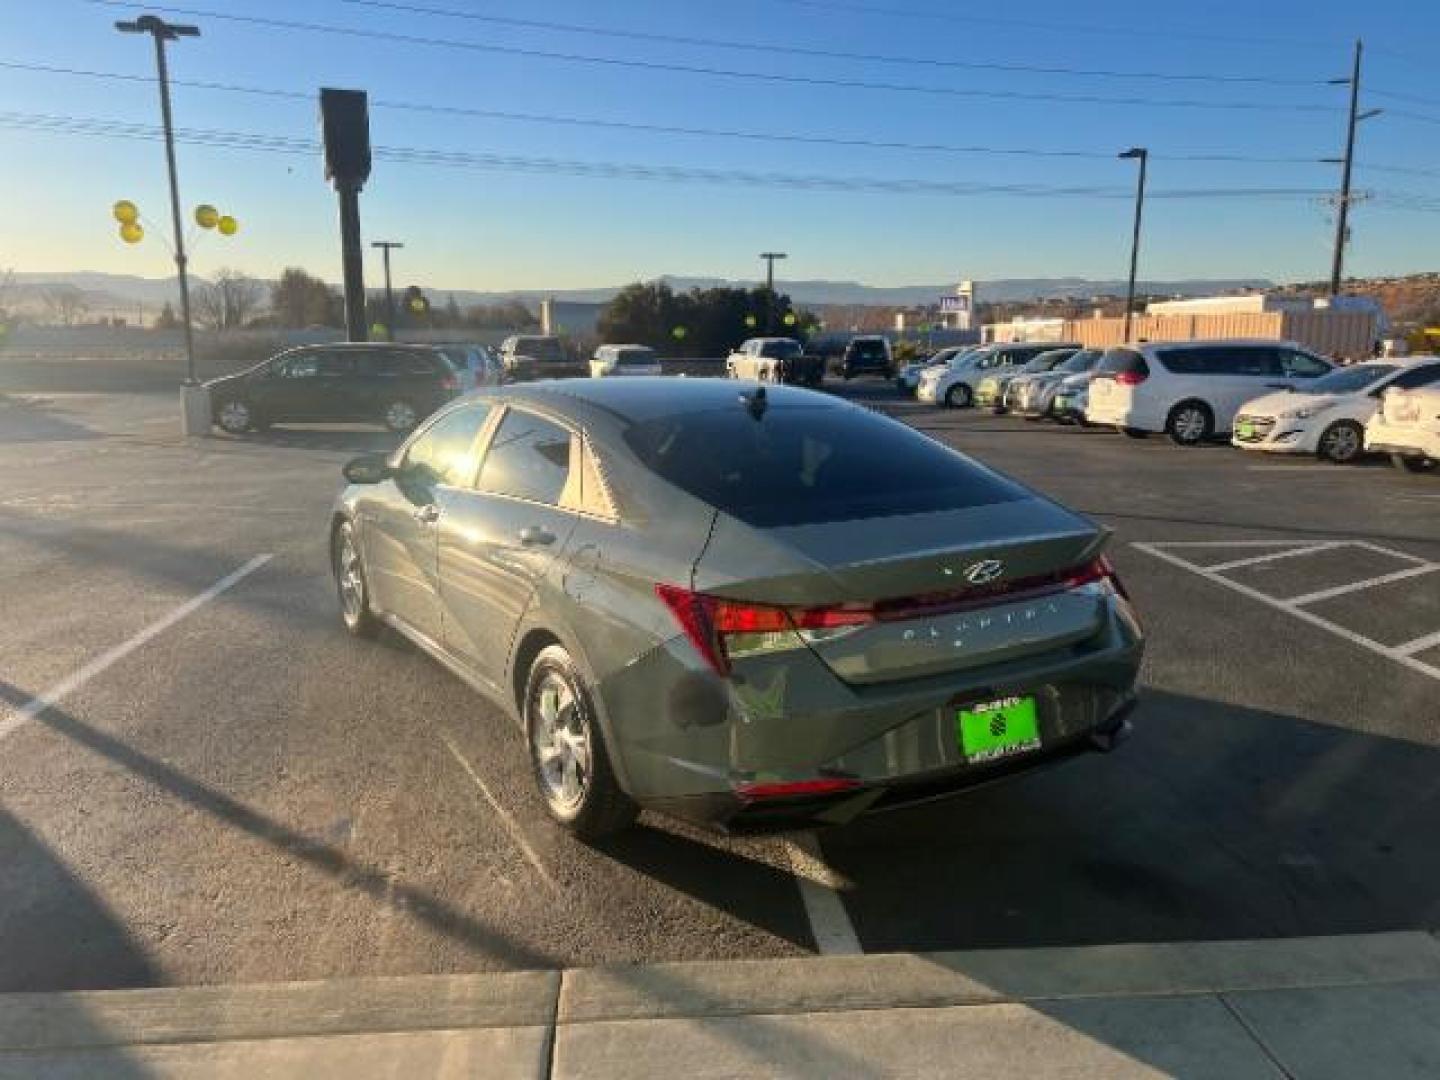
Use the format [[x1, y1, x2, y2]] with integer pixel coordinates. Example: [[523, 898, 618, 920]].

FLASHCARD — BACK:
[[3, 931, 1438, 1055]]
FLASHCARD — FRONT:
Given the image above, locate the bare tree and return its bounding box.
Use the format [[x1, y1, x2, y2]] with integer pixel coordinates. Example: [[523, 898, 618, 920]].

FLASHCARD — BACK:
[[41, 285, 89, 327], [194, 268, 264, 331]]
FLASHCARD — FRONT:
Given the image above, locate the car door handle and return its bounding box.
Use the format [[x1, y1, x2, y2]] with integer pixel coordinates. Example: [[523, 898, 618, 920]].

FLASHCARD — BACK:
[[518, 525, 555, 546], [413, 504, 442, 525]]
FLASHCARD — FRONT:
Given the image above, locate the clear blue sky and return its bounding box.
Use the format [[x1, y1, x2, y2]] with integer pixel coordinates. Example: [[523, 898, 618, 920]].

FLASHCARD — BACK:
[[3, 0, 1439, 292]]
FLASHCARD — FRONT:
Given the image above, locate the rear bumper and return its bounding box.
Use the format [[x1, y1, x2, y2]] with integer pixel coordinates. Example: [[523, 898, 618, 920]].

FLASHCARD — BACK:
[[648, 698, 1137, 833], [593, 597, 1144, 831]]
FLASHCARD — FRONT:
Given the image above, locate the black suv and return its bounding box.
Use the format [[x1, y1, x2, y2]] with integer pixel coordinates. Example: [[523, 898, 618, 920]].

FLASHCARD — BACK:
[[839, 336, 893, 379], [207, 344, 459, 434]]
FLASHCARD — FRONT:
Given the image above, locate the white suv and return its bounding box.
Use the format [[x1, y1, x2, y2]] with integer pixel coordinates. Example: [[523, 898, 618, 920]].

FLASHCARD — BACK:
[[916, 342, 1078, 408], [1086, 339, 1333, 446]]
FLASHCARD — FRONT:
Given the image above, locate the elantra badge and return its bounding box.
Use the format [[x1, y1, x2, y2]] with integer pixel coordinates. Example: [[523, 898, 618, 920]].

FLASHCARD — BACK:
[[963, 559, 1005, 585]]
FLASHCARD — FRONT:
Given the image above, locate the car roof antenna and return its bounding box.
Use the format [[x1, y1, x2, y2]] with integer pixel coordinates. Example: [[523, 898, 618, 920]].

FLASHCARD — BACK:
[[740, 385, 767, 420]]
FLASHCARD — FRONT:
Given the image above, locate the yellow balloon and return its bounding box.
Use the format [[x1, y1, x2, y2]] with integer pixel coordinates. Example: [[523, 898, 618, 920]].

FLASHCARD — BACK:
[[119, 221, 144, 245], [783, 311, 797, 326], [217, 215, 238, 236], [113, 199, 139, 224], [195, 204, 219, 229]]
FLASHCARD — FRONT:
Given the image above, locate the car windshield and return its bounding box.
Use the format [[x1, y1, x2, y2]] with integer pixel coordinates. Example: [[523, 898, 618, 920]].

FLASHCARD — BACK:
[[1305, 363, 1399, 394], [515, 338, 566, 363], [848, 339, 886, 358], [759, 339, 804, 359], [615, 346, 656, 365], [624, 402, 1027, 527]]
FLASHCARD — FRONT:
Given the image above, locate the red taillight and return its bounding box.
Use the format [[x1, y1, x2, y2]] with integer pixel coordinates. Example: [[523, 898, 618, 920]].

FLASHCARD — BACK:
[[735, 777, 862, 801], [655, 584, 727, 674], [1114, 370, 1147, 386]]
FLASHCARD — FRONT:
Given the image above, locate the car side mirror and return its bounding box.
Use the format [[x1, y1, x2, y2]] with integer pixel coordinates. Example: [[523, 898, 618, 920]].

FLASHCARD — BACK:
[[343, 454, 392, 485]]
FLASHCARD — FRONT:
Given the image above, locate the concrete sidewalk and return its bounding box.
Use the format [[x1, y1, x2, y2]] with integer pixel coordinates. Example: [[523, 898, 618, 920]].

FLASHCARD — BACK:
[[3, 932, 1439, 1078]]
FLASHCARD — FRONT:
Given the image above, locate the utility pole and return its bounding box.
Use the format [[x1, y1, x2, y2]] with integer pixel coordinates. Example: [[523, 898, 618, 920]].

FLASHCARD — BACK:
[[1327, 41, 1381, 296], [759, 251, 787, 333], [1118, 147, 1148, 343], [371, 240, 403, 341], [115, 15, 200, 391]]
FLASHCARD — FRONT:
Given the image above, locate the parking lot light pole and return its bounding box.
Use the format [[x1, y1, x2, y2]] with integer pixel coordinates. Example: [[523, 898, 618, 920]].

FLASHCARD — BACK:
[[1118, 148, 1148, 344], [371, 240, 403, 341], [116, 15, 199, 383], [760, 252, 787, 333]]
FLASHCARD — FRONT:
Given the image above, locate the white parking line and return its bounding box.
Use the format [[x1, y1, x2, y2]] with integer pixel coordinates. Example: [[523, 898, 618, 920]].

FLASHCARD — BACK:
[[1205, 543, 1342, 572], [437, 733, 559, 895], [1286, 564, 1440, 606], [1396, 628, 1440, 657], [1133, 542, 1440, 683], [784, 832, 862, 955], [0, 554, 273, 743]]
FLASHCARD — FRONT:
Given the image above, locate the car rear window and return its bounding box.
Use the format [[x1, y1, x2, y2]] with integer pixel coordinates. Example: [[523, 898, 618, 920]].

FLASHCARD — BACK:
[[623, 403, 1028, 527], [1097, 348, 1150, 379], [847, 340, 887, 359]]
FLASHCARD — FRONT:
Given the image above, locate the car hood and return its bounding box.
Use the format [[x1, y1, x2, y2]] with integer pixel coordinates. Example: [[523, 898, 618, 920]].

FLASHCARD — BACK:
[[1057, 372, 1094, 389], [203, 371, 248, 390], [1241, 390, 1339, 416]]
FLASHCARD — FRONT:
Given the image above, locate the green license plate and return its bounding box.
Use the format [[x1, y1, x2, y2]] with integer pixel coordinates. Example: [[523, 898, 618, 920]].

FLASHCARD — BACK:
[[957, 696, 1041, 763], [1236, 420, 1255, 439]]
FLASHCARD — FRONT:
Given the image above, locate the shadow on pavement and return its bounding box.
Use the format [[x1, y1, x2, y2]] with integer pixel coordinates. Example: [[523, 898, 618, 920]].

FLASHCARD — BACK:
[[0, 396, 103, 445], [822, 688, 1440, 952], [0, 679, 556, 986]]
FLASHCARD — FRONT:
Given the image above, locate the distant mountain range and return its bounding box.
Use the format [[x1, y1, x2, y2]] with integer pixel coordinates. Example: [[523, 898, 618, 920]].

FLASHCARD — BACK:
[[8, 270, 1273, 313]]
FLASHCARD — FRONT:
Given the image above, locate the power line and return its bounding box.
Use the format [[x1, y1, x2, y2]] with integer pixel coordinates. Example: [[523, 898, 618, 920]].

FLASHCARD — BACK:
[[1369, 87, 1440, 108], [0, 109, 1341, 202], [330, 0, 1323, 87], [0, 57, 1335, 166], [81, 0, 1339, 114], [760, 0, 1345, 53]]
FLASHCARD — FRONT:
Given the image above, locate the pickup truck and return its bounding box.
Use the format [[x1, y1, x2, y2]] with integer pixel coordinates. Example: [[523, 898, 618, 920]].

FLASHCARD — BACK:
[[725, 337, 824, 387], [499, 334, 588, 381]]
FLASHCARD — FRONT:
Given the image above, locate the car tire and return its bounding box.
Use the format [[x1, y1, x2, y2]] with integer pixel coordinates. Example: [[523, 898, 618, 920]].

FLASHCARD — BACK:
[[1317, 420, 1365, 464], [525, 645, 638, 840], [382, 400, 419, 433], [944, 383, 971, 409], [1391, 454, 1436, 474], [215, 398, 254, 434], [1164, 401, 1213, 446], [1122, 427, 1149, 439], [332, 520, 379, 638]]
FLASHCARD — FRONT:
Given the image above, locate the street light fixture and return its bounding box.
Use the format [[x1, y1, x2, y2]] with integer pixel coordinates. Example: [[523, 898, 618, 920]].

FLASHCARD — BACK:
[[1118, 147, 1148, 343], [116, 14, 201, 392]]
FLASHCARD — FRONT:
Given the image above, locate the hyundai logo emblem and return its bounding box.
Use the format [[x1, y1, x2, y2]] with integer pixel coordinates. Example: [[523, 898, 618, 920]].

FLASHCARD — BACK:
[[963, 559, 1005, 585]]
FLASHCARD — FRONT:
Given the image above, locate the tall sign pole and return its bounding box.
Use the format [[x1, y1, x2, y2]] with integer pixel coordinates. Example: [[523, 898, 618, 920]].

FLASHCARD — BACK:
[[320, 89, 372, 342], [1327, 42, 1380, 296]]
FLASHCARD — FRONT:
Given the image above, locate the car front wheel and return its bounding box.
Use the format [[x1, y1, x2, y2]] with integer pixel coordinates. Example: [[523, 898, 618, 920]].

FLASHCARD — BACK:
[[215, 398, 254, 434], [333, 520, 379, 638], [944, 383, 971, 408], [525, 645, 637, 840], [1317, 420, 1364, 464]]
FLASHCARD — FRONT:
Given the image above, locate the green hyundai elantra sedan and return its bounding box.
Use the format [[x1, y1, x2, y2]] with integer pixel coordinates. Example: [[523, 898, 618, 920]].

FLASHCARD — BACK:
[[331, 378, 1143, 838]]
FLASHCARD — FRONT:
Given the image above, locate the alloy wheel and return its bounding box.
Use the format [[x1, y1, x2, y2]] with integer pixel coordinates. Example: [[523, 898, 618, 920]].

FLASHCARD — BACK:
[[218, 400, 251, 433], [337, 525, 364, 625], [530, 670, 592, 812], [1319, 422, 1361, 463], [1170, 406, 1209, 444]]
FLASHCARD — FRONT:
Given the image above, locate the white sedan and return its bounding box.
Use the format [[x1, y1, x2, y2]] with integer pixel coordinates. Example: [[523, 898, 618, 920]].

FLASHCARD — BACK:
[[1232, 357, 1440, 463]]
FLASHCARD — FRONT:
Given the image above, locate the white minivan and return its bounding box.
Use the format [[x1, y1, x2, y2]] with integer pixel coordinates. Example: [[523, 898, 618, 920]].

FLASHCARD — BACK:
[[1086, 339, 1333, 445]]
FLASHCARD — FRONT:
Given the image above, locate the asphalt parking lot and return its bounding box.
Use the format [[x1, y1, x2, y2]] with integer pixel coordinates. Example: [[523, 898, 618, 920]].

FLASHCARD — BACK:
[[1, 377, 1438, 994]]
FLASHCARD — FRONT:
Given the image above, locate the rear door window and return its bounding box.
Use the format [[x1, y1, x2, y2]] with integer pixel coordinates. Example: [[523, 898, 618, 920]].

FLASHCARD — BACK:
[[1278, 350, 1331, 378], [623, 401, 1027, 527], [1097, 348, 1150, 379], [478, 409, 575, 506], [1388, 364, 1440, 391]]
